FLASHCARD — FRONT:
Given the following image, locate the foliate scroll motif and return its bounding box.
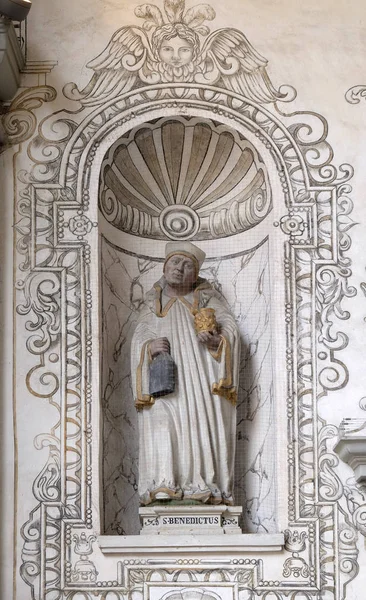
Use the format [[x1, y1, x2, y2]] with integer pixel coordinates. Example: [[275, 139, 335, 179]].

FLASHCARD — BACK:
[[99, 117, 272, 240], [345, 85, 366, 104], [0, 86, 56, 150], [14, 11, 358, 593], [316, 184, 356, 393], [340, 405, 366, 538], [16, 271, 62, 356], [344, 483, 366, 537], [64, 0, 286, 107]]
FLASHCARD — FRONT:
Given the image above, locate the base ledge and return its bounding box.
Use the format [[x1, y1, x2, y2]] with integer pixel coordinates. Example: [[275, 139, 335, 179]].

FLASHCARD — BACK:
[[99, 533, 285, 556]]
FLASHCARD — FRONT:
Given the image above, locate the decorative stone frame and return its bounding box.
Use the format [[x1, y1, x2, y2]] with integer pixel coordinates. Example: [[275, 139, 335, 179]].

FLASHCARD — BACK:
[[15, 81, 359, 599]]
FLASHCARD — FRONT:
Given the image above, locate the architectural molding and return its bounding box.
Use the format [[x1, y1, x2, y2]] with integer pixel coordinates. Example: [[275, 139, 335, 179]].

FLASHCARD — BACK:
[[335, 419, 366, 483], [21, 59, 58, 87], [99, 533, 285, 555], [0, 18, 24, 102]]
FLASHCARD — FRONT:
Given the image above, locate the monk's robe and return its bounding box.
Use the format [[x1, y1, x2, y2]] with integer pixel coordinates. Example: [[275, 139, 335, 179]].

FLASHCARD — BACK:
[[131, 278, 240, 506]]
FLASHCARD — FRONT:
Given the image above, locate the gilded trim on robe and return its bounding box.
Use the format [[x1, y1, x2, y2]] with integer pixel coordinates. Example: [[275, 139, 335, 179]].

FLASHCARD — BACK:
[[209, 336, 224, 361], [135, 339, 155, 409], [154, 281, 211, 318], [212, 335, 238, 405], [154, 283, 177, 317], [142, 282, 237, 406]]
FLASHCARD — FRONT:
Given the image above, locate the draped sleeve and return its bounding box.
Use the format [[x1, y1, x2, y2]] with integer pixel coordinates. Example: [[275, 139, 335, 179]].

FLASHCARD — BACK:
[[206, 295, 240, 405], [130, 306, 157, 409]]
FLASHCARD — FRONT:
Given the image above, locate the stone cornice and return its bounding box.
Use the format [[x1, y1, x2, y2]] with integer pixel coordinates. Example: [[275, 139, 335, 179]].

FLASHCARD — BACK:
[[334, 419, 366, 483], [98, 533, 285, 556], [0, 18, 24, 102]]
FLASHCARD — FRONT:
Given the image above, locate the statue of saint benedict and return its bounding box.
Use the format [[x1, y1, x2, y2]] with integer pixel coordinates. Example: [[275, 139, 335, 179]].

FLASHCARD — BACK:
[[131, 242, 240, 506]]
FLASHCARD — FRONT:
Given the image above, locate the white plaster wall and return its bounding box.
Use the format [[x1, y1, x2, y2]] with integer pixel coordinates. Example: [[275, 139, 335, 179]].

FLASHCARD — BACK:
[[2, 0, 366, 598], [0, 148, 15, 599]]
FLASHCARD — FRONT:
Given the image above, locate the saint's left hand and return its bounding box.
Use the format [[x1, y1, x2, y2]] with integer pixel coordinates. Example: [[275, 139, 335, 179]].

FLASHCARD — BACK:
[[197, 331, 221, 351]]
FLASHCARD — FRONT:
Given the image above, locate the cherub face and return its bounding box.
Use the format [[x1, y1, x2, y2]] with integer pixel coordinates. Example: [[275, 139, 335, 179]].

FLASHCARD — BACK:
[[158, 36, 194, 67]]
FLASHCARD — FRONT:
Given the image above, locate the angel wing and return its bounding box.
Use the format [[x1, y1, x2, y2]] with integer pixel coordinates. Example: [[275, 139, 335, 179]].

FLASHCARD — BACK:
[[197, 28, 284, 103], [63, 27, 158, 107]]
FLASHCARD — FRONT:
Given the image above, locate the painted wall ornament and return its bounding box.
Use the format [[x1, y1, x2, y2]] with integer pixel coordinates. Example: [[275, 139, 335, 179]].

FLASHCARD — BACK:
[[131, 241, 240, 505], [64, 0, 285, 107], [0, 85, 56, 151], [70, 533, 98, 583], [99, 117, 272, 241], [345, 85, 366, 104], [9, 0, 362, 596]]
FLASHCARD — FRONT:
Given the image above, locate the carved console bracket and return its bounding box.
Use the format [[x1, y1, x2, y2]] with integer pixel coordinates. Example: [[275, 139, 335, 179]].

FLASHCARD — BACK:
[[0, 19, 24, 102], [334, 418, 366, 483]]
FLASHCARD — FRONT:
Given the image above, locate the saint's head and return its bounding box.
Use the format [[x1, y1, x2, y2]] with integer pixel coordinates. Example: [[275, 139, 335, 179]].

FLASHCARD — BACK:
[[163, 241, 206, 293]]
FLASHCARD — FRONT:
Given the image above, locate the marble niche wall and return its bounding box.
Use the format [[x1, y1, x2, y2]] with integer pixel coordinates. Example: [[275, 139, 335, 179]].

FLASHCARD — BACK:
[[99, 116, 280, 535]]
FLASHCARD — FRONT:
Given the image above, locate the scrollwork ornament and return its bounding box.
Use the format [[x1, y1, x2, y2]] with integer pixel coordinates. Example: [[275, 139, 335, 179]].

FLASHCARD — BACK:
[[1, 86, 57, 149], [32, 434, 61, 502], [352, 505, 366, 536], [344, 483, 366, 537], [14, 1, 359, 596], [318, 425, 343, 502], [16, 271, 61, 355], [345, 85, 366, 104], [337, 517, 359, 589], [282, 556, 310, 579], [315, 260, 355, 392], [20, 506, 42, 594], [359, 397, 366, 411], [14, 185, 32, 272]]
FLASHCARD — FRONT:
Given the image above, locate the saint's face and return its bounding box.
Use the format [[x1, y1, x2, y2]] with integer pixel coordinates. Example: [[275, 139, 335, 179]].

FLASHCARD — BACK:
[[164, 254, 197, 288], [158, 36, 194, 67]]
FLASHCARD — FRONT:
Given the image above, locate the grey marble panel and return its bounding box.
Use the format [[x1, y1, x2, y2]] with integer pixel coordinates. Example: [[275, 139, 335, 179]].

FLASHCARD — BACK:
[[101, 242, 161, 534], [101, 238, 276, 534]]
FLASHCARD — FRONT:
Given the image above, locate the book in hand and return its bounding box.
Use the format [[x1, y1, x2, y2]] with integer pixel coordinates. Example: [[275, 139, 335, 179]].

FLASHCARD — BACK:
[[149, 352, 175, 398]]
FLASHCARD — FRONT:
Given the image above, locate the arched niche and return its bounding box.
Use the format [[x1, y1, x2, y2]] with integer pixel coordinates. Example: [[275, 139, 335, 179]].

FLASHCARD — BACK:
[[17, 75, 356, 592], [97, 115, 288, 535]]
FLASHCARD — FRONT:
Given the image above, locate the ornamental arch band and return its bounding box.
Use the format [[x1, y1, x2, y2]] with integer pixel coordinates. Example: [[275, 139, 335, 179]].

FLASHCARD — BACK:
[[14, 81, 357, 598]]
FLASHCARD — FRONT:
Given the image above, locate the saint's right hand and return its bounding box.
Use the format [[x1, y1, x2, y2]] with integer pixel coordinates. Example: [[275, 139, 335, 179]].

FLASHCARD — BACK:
[[149, 337, 171, 358]]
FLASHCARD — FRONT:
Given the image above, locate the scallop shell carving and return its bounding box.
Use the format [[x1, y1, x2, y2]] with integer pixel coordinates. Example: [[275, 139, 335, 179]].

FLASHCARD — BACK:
[[99, 117, 272, 240]]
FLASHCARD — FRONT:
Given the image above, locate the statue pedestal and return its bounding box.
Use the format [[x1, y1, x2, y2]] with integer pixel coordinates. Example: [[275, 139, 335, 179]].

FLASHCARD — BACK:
[[139, 505, 242, 535]]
